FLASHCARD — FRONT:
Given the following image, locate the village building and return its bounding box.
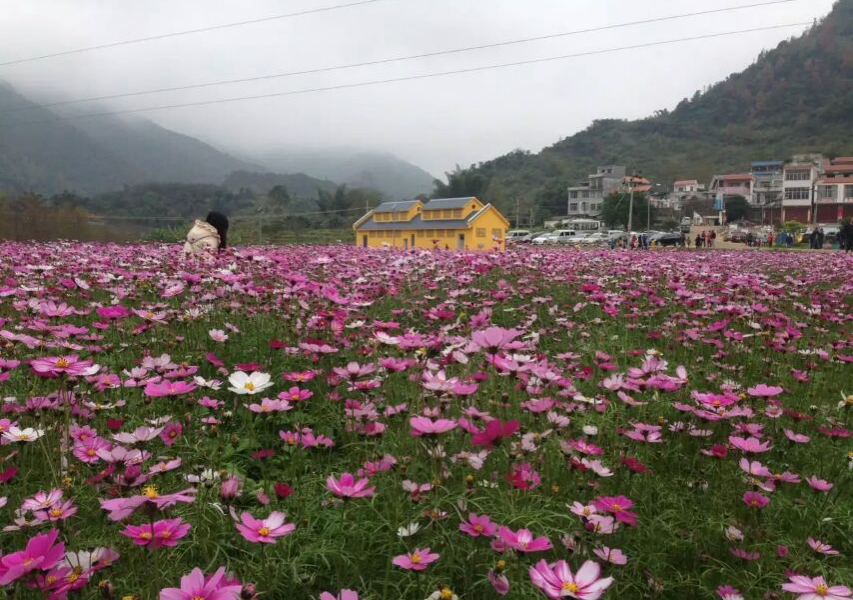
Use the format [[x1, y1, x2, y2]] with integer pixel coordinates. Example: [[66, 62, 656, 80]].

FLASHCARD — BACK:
[[815, 156, 853, 222], [352, 197, 509, 250], [781, 155, 822, 223]]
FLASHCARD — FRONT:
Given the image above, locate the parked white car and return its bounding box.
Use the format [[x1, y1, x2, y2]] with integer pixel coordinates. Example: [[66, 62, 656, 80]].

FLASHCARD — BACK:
[[531, 232, 558, 245], [506, 230, 530, 243], [552, 230, 580, 244], [576, 232, 608, 245]]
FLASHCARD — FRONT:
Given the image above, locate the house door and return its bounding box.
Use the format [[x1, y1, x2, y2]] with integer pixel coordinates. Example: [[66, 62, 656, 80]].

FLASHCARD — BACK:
[[411, 234, 415, 248], [403, 238, 408, 249], [362, 235, 367, 247], [457, 233, 465, 250]]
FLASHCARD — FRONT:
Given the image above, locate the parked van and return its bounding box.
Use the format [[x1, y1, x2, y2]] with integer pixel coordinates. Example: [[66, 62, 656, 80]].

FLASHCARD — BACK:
[[506, 230, 531, 243], [552, 230, 579, 244]]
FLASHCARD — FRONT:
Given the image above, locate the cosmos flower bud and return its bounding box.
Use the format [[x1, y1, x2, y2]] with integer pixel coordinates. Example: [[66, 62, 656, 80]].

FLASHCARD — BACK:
[[241, 583, 258, 599], [219, 475, 242, 501]]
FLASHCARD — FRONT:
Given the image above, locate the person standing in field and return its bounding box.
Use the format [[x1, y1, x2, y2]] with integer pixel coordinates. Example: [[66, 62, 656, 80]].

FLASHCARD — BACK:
[[841, 220, 853, 252], [710, 230, 716, 247], [184, 211, 229, 256]]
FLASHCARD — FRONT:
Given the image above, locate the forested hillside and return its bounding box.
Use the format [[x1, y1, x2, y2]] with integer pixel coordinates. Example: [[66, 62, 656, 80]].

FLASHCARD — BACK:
[[446, 0, 853, 218]]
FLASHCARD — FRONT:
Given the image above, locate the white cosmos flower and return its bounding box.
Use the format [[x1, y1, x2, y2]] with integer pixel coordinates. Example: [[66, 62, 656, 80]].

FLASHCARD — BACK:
[[397, 522, 421, 538], [209, 329, 228, 342], [193, 376, 222, 390], [228, 371, 273, 395], [2, 427, 45, 442], [582, 425, 599, 436]]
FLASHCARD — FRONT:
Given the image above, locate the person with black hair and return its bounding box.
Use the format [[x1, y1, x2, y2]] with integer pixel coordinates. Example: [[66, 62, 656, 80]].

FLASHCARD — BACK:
[[184, 211, 229, 255]]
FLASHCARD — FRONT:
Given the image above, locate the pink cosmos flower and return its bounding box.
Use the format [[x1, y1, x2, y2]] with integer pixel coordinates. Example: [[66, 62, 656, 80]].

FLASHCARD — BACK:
[[144, 380, 197, 397], [784, 429, 811, 443], [471, 419, 520, 449], [100, 487, 197, 521], [278, 386, 313, 402], [159, 566, 242, 600], [489, 569, 510, 596], [739, 458, 771, 478], [0, 529, 65, 585], [22, 489, 64, 511], [30, 355, 94, 377], [392, 547, 439, 571], [729, 548, 760, 561], [781, 575, 851, 600], [320, 591, 360, 600], [593, 546, 628, 565], [497, 526, 553, 553], [235, 511, 295, 544], [121, 518, 191, 549], [112, 426, 165, 444], [718, 585, 744, 600], [471, 326, 524, 351], [160, 422, 183, 446], [593, 495, 638, 526], [743, 491, 770, 509], [806, 476, 833, 492], [409, 416, 457, 437], [807, 538, 839, 556], [326, 473, 375, 499], [36, 499, 78, 522], [459, 513, 497, 537], [528, 559, 613, 600], [72, 437, 111, 464], [729, 436, 772, 453], [747, 384, 783, 397]]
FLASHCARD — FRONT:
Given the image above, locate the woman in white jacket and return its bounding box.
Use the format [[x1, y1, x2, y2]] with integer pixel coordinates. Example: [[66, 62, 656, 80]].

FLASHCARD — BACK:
[[184, 211, 229, 256]]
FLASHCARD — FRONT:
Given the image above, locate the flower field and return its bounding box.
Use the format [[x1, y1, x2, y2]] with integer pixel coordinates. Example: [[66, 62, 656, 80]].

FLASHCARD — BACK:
[[0, 242, 851, 600]]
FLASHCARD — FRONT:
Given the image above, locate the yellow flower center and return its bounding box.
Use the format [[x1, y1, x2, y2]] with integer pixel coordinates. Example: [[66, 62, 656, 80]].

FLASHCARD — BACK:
[[562, 582, 580, 593], [86, 449, 96, 457], [139, 532, 152, 540], [66, 572, 80, 584], [55, 358, 70, 368], [815, 584, 828, 596], [261, 404, 270, 412], [474, 524, 484, 532], [46, 575, 58, 585], [750, 500, 760, 507], [49, 508, 63, 518], [410, 553, 422, 564], [258, 526, 271, 536], [192, 597, 206, 600], [23, 558, 34, 567], [496, 559, 507, 570], [17, 433, 31, 440], [244, 382, 255, 391], [160, 530, 171, 538], [440, 589, 454, 600], [142, 485, 159, 499], [610, 504, 622, 512], [145, 312, 154, 319]]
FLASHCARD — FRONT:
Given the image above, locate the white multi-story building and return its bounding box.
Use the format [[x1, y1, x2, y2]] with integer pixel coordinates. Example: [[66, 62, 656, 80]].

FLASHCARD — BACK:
[[708, 173, 755, 204], [673, 179, 703, 194], [781, 155, 822, 224], [566, 165, 627, 218]]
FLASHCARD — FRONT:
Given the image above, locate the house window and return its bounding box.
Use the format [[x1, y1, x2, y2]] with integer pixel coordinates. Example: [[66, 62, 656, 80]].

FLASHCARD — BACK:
[[476, 228, 486, 237], [569, 203, 578, 212], [442, 209, 452, 218], [785, 171, 809, 181], [784, 188, 810, 200], [818, 185, 835, 198], [845, 185, 853, 199], [452, 209, 463, 218], [569, 191, 578, 199], [491, 228, 502, 238], [581, 191, 590, 199]]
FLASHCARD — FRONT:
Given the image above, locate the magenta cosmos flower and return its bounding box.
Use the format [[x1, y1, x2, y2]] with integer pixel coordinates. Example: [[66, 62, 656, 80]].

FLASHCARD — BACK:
[[30, 355, 94, 377], [326, 473, 375, 499], [144, 380, 197, 397], [471, 326, 525, 351], [742, 491, 770, 509], [409, 416, 457, 437], [0, 529, 65, 585], [593, 495, 638, 526], [471, 419, 520, 449], [159, 566, 242, 600], [392, 547, 440, 571], [782, 575, 851, 600], [529, 559, 614, 600], [459, 513, 497, 537], [121, 518, 191, 549], [498, 526, 553, 552], [235, 511, 295, 543]]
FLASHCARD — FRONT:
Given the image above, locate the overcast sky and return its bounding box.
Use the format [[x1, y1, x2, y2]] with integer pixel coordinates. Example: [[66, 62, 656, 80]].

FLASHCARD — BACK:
[[0, 0, 836, 177]]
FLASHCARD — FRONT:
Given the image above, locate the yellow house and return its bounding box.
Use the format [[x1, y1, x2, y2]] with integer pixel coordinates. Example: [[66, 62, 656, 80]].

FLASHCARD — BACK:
[[353, 197, 509, 251]]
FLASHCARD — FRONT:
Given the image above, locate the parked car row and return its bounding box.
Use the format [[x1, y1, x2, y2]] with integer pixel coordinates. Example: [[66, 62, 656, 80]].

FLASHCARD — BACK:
[[507, 229, 687, 248]]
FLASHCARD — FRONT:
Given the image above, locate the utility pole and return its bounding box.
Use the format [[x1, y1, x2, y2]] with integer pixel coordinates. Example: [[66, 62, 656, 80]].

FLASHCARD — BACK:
[[627, 169, 638, 233], [515, 197, 520, 229]]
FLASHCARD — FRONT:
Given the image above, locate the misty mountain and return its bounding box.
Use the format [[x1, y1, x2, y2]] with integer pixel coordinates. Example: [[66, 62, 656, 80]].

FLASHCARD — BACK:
[[253, 147, 436, 201], [222, 170, 337, 197], [454, 0, 853, 217], [0, 82, 259, 196]]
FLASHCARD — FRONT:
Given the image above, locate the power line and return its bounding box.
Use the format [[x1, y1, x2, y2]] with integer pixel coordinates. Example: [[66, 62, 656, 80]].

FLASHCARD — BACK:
[[0, 206, 367, 221], [0, 0, 395, 68], [17, 22, 812, 126], [0, 0, 816, 114]]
